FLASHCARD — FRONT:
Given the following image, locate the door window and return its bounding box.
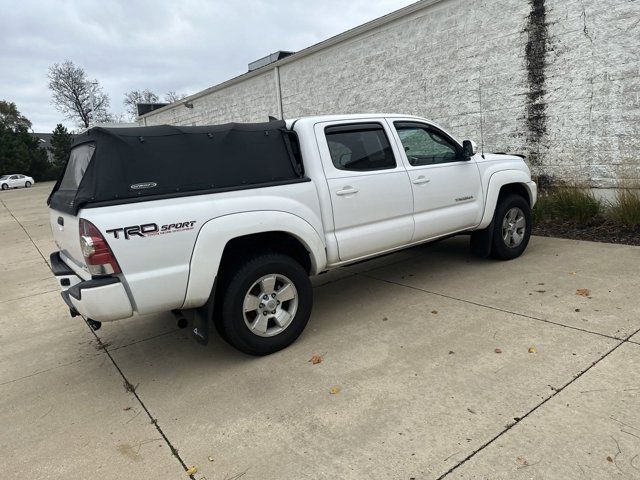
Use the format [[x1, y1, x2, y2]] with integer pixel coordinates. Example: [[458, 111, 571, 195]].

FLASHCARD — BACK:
[[325, 123, 396, 171], [394, 123, 462, 166]]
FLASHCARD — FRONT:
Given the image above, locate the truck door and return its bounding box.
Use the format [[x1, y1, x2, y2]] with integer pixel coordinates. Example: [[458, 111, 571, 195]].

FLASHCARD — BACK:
[[388, 120, 483, 241], [315, 121, 414, 261]]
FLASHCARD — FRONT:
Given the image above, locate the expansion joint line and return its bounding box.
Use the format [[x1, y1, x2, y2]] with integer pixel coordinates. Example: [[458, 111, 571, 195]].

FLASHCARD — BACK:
[[359, 272, 625, 343], [433, 325, 640, 479], [85, 321, 196, 480], [349, 271, 639, 479]]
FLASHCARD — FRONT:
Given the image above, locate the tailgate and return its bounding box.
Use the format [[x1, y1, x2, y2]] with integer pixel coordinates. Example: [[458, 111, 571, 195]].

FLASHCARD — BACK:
[[50, 209, 90, 279], [48, 142, 95, 280]]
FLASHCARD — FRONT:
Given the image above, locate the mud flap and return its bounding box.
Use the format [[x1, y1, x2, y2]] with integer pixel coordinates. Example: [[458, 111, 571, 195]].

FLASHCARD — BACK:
[[192, 281, 216, 346], [470, 220, 494, 258]]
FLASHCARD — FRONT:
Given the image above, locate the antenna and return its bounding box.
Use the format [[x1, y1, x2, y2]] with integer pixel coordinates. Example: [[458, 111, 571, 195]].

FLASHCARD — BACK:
[[478, 76, 485, 159]]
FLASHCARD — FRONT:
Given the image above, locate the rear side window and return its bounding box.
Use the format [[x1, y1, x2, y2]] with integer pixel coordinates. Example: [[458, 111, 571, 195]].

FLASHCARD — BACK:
[[59, 143, 95, 191], [325, 123, 396, 171]]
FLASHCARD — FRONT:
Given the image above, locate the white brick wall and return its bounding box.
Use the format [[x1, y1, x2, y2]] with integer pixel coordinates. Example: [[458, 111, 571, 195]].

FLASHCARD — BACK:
[[141, 0, 640, 189]]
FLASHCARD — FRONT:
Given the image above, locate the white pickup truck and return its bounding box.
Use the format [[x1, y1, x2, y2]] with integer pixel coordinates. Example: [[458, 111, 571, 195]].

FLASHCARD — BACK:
[[48, 114, 536, 355]]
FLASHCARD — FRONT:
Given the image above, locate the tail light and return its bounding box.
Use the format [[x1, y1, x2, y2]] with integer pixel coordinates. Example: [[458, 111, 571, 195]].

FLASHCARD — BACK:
[[79, 218, 121, 276]]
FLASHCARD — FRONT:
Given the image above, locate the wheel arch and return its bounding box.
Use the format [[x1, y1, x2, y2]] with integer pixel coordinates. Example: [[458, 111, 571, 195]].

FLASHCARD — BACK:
[[477, 170, 536, 229], [182, 211, 326, 309]]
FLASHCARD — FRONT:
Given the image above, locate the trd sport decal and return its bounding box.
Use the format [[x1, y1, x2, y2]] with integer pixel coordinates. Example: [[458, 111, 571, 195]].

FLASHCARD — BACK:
[[106, 221, 196, 239]]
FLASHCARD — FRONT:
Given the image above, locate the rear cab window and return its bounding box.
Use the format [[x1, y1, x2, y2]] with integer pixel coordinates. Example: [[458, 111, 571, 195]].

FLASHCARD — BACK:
[[48, 142, 96, 214], [59, 143, 96, 191]]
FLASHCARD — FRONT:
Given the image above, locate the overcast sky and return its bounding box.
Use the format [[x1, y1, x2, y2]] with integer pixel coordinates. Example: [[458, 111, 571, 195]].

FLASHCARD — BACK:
[[1, 0, 415, 132]]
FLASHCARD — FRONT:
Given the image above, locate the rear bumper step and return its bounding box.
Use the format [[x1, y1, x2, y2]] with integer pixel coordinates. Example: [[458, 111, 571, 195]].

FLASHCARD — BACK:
[[51, 251, 133, 322], [50, 252, 75, 276]]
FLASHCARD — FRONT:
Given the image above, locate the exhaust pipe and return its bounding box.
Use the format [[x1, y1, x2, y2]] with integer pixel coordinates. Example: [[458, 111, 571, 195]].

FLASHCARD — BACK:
[[171, 309, 188, 329], [87, 318, 102, 331]]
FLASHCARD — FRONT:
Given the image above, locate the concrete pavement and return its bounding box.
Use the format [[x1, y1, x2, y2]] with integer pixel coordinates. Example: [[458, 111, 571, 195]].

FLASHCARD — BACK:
[[1, 182, 639, 479]]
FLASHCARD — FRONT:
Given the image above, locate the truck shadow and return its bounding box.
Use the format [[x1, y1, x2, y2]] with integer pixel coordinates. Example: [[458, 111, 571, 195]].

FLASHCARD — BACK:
[[103, 234, 549, 386], [101, 236, 490, 372]]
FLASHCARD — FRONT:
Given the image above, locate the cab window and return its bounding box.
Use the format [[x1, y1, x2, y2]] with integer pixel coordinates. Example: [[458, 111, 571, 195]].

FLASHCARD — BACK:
[[325, 123, 396, 171], [394, 122, 462, 166]]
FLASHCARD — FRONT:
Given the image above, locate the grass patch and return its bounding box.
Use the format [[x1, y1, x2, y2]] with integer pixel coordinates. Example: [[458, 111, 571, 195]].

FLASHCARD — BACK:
[[607, 189, 640, 227], [533, 187, 602, 226]]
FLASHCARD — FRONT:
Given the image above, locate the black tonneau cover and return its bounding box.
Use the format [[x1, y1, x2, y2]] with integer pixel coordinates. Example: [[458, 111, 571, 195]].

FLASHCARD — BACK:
[[48, 120, 304, 214]]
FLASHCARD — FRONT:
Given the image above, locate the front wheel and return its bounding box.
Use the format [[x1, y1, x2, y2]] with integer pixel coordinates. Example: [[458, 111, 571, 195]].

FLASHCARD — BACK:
[[1, 183, 7, 190], [490, 194, 531, 260], [217, 253, 312, 355], [25, 181, 32, 188]]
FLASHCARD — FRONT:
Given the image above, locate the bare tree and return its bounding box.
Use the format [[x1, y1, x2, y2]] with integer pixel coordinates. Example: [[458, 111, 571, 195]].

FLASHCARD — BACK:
[[47, 60, 111, 128], [164, 91, 187, 103], [123, 89, 160, 119]]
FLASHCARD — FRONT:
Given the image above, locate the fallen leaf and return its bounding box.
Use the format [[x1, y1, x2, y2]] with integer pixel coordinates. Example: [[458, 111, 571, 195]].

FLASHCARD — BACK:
[[537, 282, 545, 286], [575, 308, 580, 312], [534, 290, 546, 293], [569, 271, 577, 275], [382, 317, 388, 321], [208, 456, 214, 462], [528, 346, 537, 354], [576, 288, 590, 297], [516, 456, 529, 466], [431, 310, 438, 314], [330, 386, 340, 395], [309, 354, 323, 365], [467, 408, 476, 414], [606, 456, 613, 463], [122, 406, 131, 411], [494, 348, 502, 354], [448, 350, 455, 355], [185, 466, 198, 475]]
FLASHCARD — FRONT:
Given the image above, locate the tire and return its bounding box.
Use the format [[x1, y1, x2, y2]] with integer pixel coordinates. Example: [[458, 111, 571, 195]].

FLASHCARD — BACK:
[[25, 181, 32, 188], [1, 183, 7, 190], [217, 253, 312, 355], [490, 194, 531, 260]]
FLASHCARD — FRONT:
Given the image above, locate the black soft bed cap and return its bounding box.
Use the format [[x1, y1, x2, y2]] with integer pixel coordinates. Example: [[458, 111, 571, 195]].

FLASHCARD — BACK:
[[48, 120, 305, 214]]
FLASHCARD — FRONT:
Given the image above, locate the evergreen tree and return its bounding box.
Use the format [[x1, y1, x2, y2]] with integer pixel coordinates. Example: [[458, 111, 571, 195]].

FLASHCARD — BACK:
[[0, 100, 50, 180], [50, 124, 73, 168]]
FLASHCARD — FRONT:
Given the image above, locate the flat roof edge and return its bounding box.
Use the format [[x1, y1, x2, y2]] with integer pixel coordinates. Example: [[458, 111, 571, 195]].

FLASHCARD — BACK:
[[139, 0, 443, 120]]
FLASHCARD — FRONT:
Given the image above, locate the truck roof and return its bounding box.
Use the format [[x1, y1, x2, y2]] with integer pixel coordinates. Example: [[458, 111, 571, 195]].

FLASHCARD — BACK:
[[286, 113, 427, 128]]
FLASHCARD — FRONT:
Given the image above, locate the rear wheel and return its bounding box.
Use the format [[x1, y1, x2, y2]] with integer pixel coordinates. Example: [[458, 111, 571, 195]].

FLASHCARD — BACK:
[[217, 253, 312, 355], [25, 181, 32, 188], [490, 194, 531, 260]]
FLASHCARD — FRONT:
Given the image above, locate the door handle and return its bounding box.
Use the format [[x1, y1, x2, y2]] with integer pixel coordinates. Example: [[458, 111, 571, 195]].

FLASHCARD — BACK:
[[412, 176, 431, 185], [336, 186, 359, 196]]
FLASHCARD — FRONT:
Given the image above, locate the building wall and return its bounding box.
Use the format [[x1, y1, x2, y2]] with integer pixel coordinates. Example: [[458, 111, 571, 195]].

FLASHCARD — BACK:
[[142, 70, 279, 126], [141, 0, 640, 189]]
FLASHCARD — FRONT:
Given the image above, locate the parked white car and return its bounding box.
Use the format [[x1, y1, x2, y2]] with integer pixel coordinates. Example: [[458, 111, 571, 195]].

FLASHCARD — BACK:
[[48, 114, 536, 355], [1, 174, 35, 190]]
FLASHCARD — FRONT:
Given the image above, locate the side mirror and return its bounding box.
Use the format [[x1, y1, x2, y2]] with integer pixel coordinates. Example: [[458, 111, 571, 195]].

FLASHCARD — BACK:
[[462, 140, 478, 159]]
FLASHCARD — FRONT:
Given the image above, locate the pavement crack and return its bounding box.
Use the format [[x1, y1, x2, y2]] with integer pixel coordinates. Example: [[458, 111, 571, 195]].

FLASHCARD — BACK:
[[0, 358, 84, 386], [0, 289, 60, 305], [434, 325, 640, 479], [107, 330, 180, 352], [84, 319, 196, 479]]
